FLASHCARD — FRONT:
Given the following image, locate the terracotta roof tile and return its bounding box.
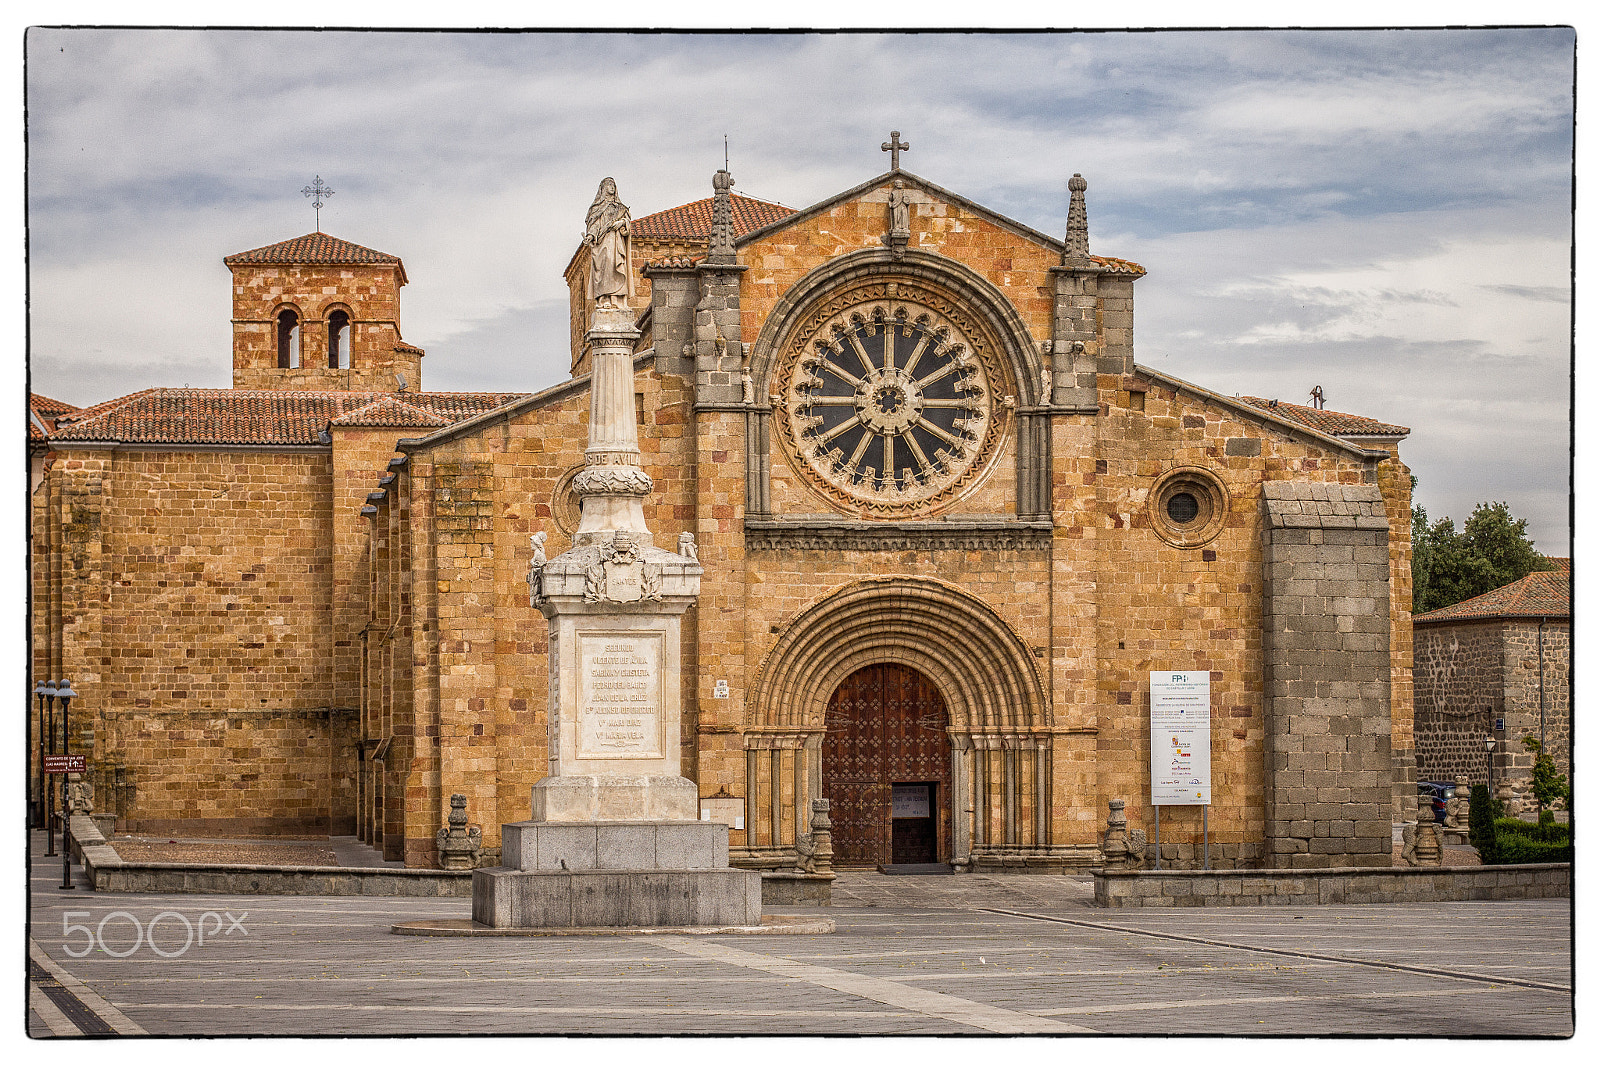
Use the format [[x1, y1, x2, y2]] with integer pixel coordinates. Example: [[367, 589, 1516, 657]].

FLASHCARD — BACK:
[[1092, 255, 1146, 276], [632, 194, 796, 241], [46, 389, 525, 446], [329, 397, 453, 429], [29, 393, 80, 441], [1240, 396, 1409, 438], [645, 254, 703, 269], [1413, 567, 1571, 624], [224, 232, 407, 285]]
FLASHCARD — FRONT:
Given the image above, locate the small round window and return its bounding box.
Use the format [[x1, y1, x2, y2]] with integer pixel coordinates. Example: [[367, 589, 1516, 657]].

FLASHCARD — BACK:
[[1149, 468, 1228, 548]]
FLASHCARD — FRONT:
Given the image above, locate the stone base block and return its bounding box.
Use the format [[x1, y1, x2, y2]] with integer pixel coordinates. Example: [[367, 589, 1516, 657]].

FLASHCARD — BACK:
[[501, 820, 728, 872], [530, 774, 698, 822], [472, 867, 763, 928]]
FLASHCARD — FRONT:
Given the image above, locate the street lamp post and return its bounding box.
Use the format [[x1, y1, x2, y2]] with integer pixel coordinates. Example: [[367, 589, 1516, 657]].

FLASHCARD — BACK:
[[34, 681, 53, 830], [57, 679, 77, 890], [1484, 733, 1498, 803], [41, 681, 58, 856]]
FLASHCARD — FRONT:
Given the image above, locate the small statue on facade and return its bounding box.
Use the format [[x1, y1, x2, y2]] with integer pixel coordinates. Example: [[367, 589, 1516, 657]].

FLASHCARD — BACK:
[[584, 177, 632, 309], [888, 179, 911, 234], [741, 367, 756, 405], [677, 531, 698, 561], [527, 531, 547, 606], [435, 793, 483, 870]]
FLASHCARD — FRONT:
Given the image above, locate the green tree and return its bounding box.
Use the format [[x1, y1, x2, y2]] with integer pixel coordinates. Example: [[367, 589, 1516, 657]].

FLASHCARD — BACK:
[[1521, 736, 1569, 816], [1411, 498, 1552, 614]]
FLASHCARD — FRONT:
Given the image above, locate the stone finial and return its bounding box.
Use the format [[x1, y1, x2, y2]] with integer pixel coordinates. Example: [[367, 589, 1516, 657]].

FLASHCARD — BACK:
[[435, 793, 484, 870], [809, 798, 834, 875], [1444, 785, 1470, 830], [1063, 172, 1091, 265], [707, 168, 738, 266]]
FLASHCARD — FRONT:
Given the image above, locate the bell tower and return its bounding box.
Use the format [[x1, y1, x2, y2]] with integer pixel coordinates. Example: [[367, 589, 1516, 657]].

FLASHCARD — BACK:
[[224, 232, 424, 392]]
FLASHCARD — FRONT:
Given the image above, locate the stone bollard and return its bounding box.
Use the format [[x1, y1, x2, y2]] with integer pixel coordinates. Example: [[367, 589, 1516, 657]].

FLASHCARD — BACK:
[[1402, 805, 1443, 867], [1101, 798, 1147, 870], [809, 798, 834, 876], [435, 793, 483, 870]]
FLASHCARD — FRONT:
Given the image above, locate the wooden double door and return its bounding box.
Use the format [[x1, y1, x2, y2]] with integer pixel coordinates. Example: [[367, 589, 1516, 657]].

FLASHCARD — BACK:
[[823, 663, 952, 867]]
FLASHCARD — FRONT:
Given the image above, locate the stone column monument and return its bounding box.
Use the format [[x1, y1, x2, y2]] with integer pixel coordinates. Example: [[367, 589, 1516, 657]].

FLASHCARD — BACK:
[[472, 179, 763, 929]]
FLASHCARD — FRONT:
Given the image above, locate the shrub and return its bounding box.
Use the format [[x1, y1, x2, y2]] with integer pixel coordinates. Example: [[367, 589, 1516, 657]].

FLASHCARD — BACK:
[[1469, 784, 1499, 864]]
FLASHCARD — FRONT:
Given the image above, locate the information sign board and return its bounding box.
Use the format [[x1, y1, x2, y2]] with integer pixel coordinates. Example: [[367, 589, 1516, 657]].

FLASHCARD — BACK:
[[1150, 670, 1211, 805], [44, 755, 86, 774]]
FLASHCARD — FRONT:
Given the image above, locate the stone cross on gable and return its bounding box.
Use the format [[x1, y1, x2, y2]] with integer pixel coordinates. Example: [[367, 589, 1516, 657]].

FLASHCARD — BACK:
[[881, 130, 910, 171]]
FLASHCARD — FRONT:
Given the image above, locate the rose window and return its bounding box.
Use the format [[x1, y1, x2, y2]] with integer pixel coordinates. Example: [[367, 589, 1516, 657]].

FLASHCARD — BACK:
[[777, 299, 1004, 514]]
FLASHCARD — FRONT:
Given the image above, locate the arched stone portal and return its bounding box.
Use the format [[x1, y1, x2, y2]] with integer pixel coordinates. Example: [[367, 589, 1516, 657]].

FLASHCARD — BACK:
[[739, 577, 1058, 871]]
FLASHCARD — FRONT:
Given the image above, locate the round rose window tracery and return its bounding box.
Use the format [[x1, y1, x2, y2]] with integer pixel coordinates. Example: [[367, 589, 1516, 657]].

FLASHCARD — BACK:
[[776, 293, 1006, 516]]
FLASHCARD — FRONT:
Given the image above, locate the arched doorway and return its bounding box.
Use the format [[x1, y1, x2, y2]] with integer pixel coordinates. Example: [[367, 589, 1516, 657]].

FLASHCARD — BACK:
[[823, 663, 951, 867]]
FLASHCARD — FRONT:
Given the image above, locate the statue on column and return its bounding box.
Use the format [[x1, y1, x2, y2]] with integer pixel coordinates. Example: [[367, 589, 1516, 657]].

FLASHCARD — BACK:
[[585, 177, 632, 309]]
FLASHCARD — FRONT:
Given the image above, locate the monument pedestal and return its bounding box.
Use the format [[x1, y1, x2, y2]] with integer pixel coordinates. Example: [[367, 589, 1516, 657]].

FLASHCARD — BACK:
[[472, 820, 762, 928], [467, 280, 766, 931]]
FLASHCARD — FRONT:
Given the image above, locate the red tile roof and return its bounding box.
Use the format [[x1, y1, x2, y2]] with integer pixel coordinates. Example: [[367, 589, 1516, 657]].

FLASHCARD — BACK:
[[29, 394, 80, 441], [1413, 566, 1571, 624], [224, 232, 408, 285], [328, 397, 454, 429], [632, 195, 796, 241], [1240, 396, 1409, 438], [46, 389, 525, 446]]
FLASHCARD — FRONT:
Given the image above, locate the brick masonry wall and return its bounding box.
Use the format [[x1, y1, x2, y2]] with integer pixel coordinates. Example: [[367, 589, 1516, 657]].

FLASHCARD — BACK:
[[1261, 483, 1393, 868], [230, 263, 421, 392]]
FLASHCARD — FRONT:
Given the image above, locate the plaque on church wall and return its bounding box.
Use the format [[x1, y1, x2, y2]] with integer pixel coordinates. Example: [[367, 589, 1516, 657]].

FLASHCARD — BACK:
[[1150, 670, 1212, 805], [577, 633, 663, 759]]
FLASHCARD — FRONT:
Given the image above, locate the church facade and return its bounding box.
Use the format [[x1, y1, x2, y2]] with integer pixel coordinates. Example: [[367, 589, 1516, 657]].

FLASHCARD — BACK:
[[31, 151, 1416, 871]]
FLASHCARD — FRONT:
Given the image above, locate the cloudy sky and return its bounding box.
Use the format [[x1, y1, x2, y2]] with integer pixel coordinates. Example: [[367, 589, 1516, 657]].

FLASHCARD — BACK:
[[20, 24, 1575, 552]]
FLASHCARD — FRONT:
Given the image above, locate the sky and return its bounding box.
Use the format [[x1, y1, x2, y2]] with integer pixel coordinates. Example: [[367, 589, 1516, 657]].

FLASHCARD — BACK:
[[18, 22, 1576, 552]]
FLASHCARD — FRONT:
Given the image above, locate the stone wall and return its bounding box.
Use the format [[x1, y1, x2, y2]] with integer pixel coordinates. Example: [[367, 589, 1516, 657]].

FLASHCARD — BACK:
[[1413, 620, 1503, 785], [1094, 863, 1571, 908], [1414, 618, 1570, 810], [37, 446, 354, 835], [1260, 483, 1393, 867]]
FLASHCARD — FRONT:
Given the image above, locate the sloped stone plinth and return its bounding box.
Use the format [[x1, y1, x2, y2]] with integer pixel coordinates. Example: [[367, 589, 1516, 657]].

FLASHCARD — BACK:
[[472, 866, 762, 928]]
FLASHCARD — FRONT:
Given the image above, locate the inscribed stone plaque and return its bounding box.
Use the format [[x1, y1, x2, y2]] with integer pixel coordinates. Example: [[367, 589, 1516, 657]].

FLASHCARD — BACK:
[[578, 632, 663, 759]]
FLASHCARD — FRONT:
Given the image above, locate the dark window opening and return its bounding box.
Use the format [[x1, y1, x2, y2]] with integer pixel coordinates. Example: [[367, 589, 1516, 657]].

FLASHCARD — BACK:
[[328, 310, 350, 370], [277, 309, 300, 369], [1166, 491, 1200, 524]]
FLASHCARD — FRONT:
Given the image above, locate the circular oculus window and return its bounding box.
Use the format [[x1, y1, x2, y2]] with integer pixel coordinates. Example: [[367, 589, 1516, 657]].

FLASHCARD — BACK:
[[1149, 467, 1229, 548], [777, 298, 1004, 515]]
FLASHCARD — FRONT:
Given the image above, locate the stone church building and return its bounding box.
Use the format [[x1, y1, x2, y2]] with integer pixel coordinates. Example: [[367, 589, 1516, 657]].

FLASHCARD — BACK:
[[31, 150, 1416, 872]]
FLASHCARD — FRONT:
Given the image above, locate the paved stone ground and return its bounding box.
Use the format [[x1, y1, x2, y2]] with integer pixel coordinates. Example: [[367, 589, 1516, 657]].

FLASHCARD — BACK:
[[27, 831, 1571, 1038]]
